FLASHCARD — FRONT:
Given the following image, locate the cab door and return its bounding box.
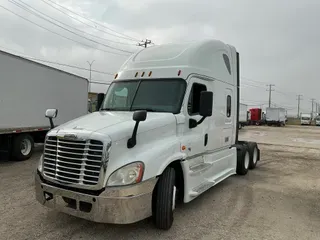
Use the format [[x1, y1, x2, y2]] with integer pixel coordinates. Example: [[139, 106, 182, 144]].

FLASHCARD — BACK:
[[182, 77, 213, 200]]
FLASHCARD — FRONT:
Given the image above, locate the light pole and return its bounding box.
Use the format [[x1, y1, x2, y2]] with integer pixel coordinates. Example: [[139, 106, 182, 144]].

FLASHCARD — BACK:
[[87, 60, 95, 97]]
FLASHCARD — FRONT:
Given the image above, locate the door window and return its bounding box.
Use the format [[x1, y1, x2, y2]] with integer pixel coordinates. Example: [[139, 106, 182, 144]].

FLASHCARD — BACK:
[[188, 83, 207, 115]]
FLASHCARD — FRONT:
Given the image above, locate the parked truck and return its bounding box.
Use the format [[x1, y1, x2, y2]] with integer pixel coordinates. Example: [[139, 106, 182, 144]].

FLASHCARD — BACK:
[[249, 108, 262, 125], [301, 113, 312, 125], [0, 50, 89, 161], [239, 103, 248, 129], [315, 115, 320, 126], [266, 107, 286, 126], [35, 40, 261, 230]]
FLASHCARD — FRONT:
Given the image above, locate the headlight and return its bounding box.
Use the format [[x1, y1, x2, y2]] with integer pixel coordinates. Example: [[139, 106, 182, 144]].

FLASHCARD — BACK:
[[107, 162, 144, 187], [37, 154, 44, 172]]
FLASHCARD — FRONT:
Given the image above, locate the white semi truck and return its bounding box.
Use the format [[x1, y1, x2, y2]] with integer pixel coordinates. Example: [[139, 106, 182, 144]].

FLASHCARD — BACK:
[[0, 50, 89, 160], [239, 103, 248, 129], [266, 107, 286, 126], [35, 40, 261, 230]]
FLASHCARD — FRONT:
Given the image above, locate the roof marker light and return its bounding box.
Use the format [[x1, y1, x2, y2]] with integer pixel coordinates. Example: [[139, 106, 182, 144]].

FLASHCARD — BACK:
[[135, 72, 138, 77], [178, 70, 182, 76], [148, 71, 152, 77], [114, 73, 118, 79], [141, 72, 145, 77]]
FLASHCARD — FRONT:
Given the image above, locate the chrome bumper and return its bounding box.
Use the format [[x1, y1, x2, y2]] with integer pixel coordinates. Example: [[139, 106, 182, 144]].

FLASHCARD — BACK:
[[35, 172, 158, 224]]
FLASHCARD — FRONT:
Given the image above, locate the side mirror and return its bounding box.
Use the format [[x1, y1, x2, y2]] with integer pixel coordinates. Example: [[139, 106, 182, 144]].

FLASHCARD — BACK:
[[133, 110, 147, 122], [128, 110, 147, 149], [45, 109, 58, 129], [97, 93, 105, 111], [45, 109, 58, 118], [189, 91, 213, 129], [199, 91, 213, 117]]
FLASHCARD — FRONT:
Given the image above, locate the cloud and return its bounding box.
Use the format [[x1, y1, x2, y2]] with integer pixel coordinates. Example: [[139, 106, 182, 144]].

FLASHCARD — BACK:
[[0, 0, 319, 114]]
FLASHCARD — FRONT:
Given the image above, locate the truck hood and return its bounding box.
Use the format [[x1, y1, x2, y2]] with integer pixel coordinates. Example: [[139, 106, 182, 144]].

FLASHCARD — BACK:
[[52, 111, 177, 141]]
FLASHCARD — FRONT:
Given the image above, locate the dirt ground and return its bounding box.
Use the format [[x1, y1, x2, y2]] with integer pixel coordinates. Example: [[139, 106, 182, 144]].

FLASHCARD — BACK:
[[1, 125, 320, 240]]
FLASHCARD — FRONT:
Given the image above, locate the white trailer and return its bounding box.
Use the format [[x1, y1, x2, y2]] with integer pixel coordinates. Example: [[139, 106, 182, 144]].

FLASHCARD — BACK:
[[0, 50, 89, 160], [239, 103, 248, 129], [266, 107, 286, 126], [301, 113, 312, 125], [35, 39, 261, 230]]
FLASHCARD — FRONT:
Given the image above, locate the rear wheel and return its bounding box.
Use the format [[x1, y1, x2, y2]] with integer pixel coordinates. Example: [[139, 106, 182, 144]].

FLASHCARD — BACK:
[[236, 146, 249, 175], [12, 134, 34, 161], [247, 142, 258, 169], [152, 167, 176, 230]]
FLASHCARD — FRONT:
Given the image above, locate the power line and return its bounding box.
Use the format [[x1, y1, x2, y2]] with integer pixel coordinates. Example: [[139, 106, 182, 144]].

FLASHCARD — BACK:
[[9, 0, 134, 54], [0, 4, 131, 56], [12, 0, 136, 46], [0, 45, 114, 75], [266, 84, 275, 107], [241, 76, 269, 85], [41, 0, 139, 42], [311, 98, 316, 119], [297, 94, 303, 118]]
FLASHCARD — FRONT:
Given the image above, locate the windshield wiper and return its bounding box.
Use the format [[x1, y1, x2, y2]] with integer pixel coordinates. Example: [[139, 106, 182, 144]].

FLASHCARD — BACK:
[[132, 108, 156, 112]]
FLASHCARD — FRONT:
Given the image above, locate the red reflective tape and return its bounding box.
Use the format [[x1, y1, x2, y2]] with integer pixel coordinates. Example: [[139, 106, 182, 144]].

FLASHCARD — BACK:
[[38, 128, 43, 131], [13, 130, 22, 133]]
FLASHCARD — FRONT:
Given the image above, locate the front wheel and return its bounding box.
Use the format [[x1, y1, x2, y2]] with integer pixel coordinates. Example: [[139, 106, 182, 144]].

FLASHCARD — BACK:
[[152, 167, 176, 230], [12, 134, 34, 161]]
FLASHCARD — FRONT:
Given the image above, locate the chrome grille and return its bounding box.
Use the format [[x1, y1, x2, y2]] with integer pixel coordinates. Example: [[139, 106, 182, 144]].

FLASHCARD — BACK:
[[43, 136, 104, 185]]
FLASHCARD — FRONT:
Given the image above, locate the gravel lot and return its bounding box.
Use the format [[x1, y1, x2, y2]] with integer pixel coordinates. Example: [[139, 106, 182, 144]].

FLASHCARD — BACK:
[[1, 125, 320, 240]]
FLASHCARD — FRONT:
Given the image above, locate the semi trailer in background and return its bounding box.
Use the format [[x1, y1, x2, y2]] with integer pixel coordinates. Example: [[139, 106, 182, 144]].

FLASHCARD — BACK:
[[265, 107, 286, 126], [0, 50, 89, 161], [239, 103, 248, 129]]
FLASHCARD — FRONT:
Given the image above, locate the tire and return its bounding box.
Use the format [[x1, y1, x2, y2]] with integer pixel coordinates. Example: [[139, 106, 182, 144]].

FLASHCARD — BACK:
[[236, 145, 249, 175], [247, 142, 258, 169], [12, 134, 34, 161], [153, 167, 176, 230]]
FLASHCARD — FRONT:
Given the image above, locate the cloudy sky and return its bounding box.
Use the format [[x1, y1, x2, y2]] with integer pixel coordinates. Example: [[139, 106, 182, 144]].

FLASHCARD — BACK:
[[0, 0, 319, 116]]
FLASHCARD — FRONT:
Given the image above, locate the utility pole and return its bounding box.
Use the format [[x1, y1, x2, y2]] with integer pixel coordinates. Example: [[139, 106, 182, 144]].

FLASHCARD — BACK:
[[266, 84, 275, 108], [138, 39, 152, 48], [297, 94, 303, 118], [87, 60, 95, 99], [311, 98, 316, 119]]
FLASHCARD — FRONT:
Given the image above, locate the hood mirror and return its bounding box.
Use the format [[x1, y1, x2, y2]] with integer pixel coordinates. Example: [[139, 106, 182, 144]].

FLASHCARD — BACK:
[[45, 109, 58, 129], [127, 110, 147, 149]]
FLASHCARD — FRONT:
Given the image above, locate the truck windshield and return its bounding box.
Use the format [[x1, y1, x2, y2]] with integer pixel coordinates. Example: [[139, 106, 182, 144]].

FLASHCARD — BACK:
[[100, 79, 186, 113], [302, 117, 310, 120]]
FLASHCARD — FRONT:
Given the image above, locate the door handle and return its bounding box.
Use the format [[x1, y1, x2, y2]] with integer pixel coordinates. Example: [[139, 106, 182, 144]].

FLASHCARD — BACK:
[[204, 133, 208, 146]]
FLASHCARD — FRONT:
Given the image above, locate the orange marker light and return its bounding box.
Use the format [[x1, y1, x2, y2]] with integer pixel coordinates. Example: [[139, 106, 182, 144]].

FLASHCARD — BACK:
[[141, 72, 145, 77], [135, 72, 138, 77], [148, 71, 152, 77], [178, 70, 182, 76], [114, 73, 118, 79], [181, 145, 186, 151]]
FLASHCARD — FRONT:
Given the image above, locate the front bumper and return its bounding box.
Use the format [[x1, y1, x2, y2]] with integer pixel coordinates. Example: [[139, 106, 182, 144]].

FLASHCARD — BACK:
[[35, 172, 158, 224]]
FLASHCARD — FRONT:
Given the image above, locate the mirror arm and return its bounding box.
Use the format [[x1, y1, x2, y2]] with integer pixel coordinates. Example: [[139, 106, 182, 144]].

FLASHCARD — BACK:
[[127, 121, 140, 149], [197, 116, 206, 125], [49, 118, 54, 129]]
